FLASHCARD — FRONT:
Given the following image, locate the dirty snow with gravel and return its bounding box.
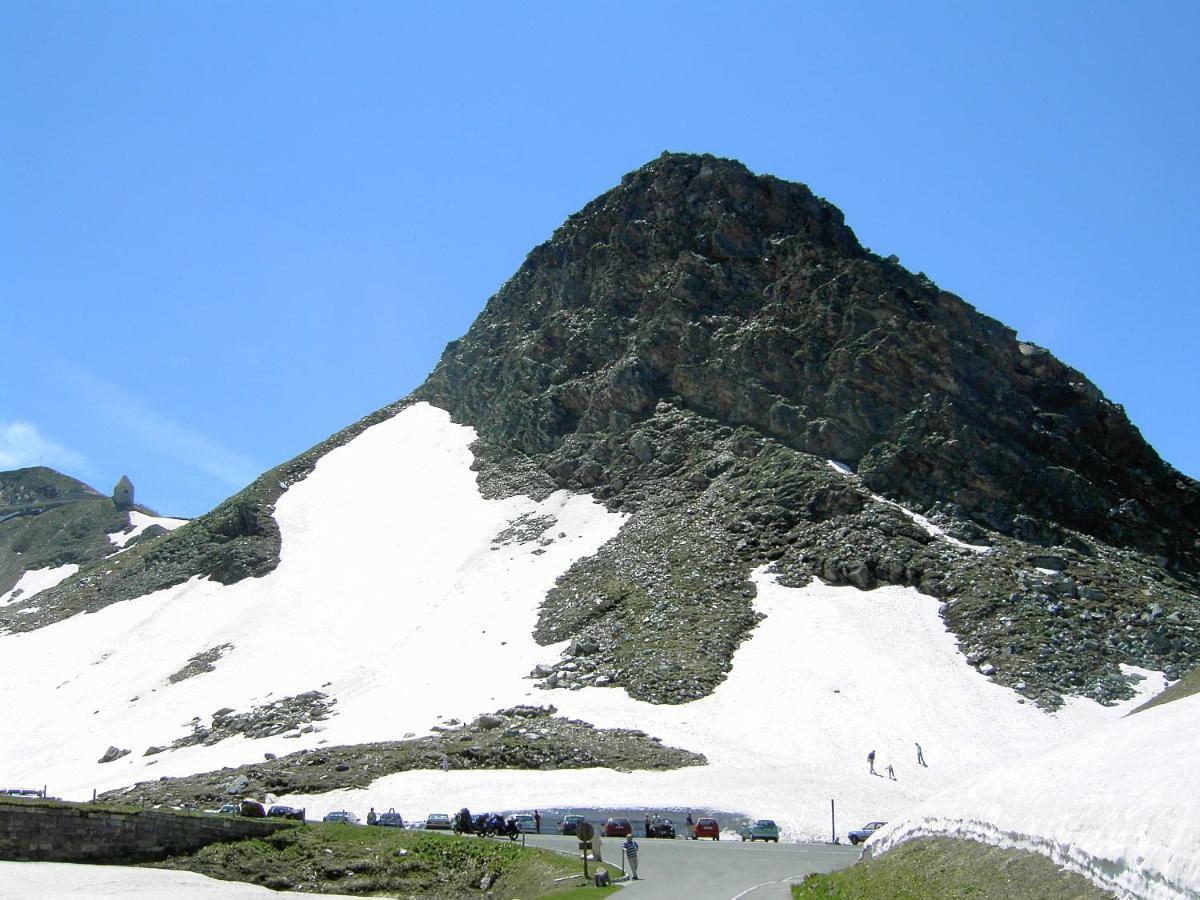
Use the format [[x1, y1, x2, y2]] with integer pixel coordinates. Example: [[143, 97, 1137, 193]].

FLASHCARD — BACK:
[[0, 402, 1173, 895], [1, 563, 79, 605], [865, 692, 1200, 900]]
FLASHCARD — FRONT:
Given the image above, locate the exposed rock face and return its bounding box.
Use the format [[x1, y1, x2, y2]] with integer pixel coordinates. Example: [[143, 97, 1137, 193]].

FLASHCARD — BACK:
[[419, 153, 1198, 569], [11, 153, 1198, 710]]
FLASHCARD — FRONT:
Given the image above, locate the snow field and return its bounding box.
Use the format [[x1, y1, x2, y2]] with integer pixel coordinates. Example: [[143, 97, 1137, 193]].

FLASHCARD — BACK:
[[1, 564, 79, 605], [0, 401, 1172, 891], [108, 510, 188, 549], [866, 692, 1200, 900], [281, 571, 1161, 843], [0, 862, 350, 900], [0, 403, 624, 798]]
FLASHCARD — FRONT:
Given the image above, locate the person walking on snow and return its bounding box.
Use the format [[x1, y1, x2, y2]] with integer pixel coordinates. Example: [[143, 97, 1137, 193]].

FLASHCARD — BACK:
[[916, 742, 927, 766], [623, 834, 641, 880], [867, 750, 876, 774], [886, 763, 896, 781]]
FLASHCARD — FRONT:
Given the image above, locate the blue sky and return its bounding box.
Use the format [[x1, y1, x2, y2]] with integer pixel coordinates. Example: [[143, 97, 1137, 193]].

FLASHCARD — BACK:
[[2, 1, 1197, 516]]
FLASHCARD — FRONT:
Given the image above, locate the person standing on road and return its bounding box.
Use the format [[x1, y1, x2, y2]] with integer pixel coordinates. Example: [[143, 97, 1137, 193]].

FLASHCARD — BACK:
[[644, 813, 652, 837], [623, 834, 640, 880], [685, 812, 695, 838], [916, 742, 927, 767], [868, 750, 876, 774], [367, 807, 377, 826]]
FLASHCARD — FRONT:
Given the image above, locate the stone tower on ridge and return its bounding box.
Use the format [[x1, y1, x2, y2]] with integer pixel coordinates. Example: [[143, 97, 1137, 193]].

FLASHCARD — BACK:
[[112, 476, 134, 511]]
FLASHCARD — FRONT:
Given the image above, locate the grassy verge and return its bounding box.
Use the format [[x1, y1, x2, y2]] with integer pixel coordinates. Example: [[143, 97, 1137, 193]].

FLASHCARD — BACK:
[[149, 822, 621, 897], [790, 837, 1112, 900]]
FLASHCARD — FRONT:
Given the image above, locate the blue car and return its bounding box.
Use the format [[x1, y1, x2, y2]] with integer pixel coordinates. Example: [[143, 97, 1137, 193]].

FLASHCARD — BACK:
[[848, 821, 886, 845]]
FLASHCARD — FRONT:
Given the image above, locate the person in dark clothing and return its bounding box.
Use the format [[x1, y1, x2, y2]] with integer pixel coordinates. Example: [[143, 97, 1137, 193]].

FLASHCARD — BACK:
[[685, 812, 695, 838], [916, 742, 927, 766], [644, 813, 652, 837], [534, 810, 541, 834], [366, 807, 377, 826], [868, 750, 876, 774]]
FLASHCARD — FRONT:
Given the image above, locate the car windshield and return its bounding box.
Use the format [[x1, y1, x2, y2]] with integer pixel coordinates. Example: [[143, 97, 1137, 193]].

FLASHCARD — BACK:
[[700, 818, 717, 825], [758, 820, 775, 827]]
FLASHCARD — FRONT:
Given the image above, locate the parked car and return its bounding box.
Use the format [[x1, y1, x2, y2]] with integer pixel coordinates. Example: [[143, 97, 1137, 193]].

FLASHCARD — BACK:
[[646, 817, 676, 839], [239, 799, 267, 818], [267, 805, 306, 821], [511, 814, 538, 833], [425, 813, 452, 830], [377, 808, 405, 827], [216, 803, 240, 816], [692, 817, 720, 840], [738, 819, 780, 842], [323, 810, 360, 824], [848, 821, 886, 845], [603, 817, 633, 837], [560, 814, 588, 835]]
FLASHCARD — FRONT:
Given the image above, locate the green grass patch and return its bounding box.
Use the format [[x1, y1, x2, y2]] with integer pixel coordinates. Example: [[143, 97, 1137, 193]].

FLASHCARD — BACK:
[[790, 837, 1112, 900], [150, 822, 620, 897]]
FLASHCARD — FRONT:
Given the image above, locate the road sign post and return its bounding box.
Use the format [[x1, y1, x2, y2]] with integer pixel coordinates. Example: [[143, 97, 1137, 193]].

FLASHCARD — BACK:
[[831, 798, 837, 844], [577, 822, 595, 879]]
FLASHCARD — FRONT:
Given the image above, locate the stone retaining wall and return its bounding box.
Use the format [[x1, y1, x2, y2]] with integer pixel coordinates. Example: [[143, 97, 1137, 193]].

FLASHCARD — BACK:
[[0, 799, 292, 862]]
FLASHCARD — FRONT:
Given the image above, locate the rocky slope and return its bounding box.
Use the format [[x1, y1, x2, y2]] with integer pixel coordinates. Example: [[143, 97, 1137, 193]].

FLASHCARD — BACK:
[[8, 153, 1198, 712], [1, 467, 131, 598]]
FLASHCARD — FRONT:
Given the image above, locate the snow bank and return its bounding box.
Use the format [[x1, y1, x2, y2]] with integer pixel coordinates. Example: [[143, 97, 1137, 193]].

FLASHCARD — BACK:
[[0, 403, 624, 799], [865, 693, 1200, 900], [1, 564, 79, 605], [108, 510, 188, 549], [280, 571, 1161, 842], [0, 862, 348, 899], [0, 402, 1166, 854]]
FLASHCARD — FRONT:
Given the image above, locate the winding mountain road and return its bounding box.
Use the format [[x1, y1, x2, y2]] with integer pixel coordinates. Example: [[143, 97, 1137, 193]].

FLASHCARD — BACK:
[[521, 833, 859, 899]]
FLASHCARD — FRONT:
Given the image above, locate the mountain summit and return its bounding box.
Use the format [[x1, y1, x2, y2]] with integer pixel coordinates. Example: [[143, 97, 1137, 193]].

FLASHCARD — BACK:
[[7, 153, 1197, 713], [421, 152, 1197, 565]]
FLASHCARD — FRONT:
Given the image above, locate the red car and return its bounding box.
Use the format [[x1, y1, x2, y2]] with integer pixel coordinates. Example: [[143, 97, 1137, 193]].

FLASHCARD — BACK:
[[692, 817, 720, 840], [603, 817, 632, 837]]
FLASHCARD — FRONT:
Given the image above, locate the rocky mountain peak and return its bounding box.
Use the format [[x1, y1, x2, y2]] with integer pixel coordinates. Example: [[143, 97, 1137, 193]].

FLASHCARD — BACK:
[[420, 153, 1199, 571]]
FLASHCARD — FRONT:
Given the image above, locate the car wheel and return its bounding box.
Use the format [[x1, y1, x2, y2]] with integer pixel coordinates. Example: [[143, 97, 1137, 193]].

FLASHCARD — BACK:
[[850, 836, 859, 845]]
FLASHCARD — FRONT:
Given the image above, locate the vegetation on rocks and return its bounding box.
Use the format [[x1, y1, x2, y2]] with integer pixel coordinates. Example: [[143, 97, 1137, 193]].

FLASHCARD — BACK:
[[101, 706, 704, 808], [152, 822, 611, 897], [791, 837, 1113, 899]]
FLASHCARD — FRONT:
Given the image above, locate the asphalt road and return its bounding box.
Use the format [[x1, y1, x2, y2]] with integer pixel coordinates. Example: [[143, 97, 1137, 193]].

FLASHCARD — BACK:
[[520, 833, 860, 899]]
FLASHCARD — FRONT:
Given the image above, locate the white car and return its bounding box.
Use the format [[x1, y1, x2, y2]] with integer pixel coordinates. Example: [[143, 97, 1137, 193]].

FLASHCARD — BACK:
[[322, 810, 361, 825], [511, 813, 538, 833]]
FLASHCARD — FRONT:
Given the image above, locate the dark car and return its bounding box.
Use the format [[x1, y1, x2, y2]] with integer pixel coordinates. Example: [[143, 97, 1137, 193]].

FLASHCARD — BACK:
[[560, 814, 588, 835], [603, 817, 632, 837], [267, 805, 305, 821], [425, 813, 452, 830], [377, 808, 405, 827], [848, 821, 886, 845], [646, 817, 676, 839], [692, 817, 720, 840], [323, 810, 360, 824]]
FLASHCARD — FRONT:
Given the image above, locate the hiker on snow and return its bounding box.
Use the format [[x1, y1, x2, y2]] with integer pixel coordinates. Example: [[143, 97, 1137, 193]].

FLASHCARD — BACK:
[[916, 742, 927, 766], [868, 750, 876, 774]]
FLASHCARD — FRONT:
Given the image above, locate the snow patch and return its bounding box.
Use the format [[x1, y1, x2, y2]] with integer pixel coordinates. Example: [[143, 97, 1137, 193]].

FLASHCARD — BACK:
[[108, 510, 189, 549], [1, 564, 79, 605], [0, 862, 350, 900], [280, 569, 1161, 842], [0, 403, 624, 799], [826, 460, 854, 475], [866, 693, 1200, 900], [868, 493, 990, 553]]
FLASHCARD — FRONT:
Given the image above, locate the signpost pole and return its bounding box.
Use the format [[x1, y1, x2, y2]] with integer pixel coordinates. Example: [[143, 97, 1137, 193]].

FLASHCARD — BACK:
[[831, 799, 836, 844]]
